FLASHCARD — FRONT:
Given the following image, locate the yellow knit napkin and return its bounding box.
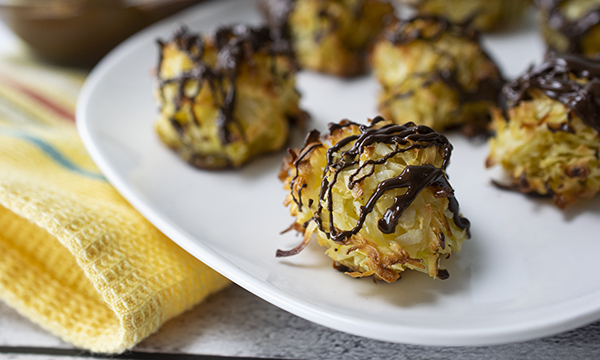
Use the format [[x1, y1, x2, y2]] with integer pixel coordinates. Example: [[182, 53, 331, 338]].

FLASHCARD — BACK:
[[0, 58, 230, 353]]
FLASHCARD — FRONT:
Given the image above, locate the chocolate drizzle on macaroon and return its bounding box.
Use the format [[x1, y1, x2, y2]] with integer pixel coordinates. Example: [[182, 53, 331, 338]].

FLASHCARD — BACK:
[[279, 118, 470, 281], [536, 0, 600, 54], [258, 0, 364, 47], [503, 54, 600, 134], [313, 117, 470, 242], [258, 0, 335, 52], [157, 25, 292, 145], [383, 16, 504, 125], [284, 117, 470, 248], [258, 0, 395, 77]]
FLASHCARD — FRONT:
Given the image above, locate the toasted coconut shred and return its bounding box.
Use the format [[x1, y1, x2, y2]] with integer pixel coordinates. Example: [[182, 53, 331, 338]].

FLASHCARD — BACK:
[[487, 54, 600, 208], [372, 15, 504, 135], [258, 0, 397, 77], [154, 25, 306, 169], [279, 117, 470, 282]]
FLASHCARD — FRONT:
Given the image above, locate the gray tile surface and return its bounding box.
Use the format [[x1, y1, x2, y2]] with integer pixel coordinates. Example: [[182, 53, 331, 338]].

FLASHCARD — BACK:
[[2, 277, 600, 359], [137, 284, 600, 359]]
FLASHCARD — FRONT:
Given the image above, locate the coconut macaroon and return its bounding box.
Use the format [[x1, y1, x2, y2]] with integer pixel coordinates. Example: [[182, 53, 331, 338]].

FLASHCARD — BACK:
[[278, 117, 470, 282], [535, 0, 600, 57], [487, 54, 600, 208], [155, 25, 306, 169], [372, 16, 503, 135], [258, 0, 396, 77], [400, 0, 530, 32]]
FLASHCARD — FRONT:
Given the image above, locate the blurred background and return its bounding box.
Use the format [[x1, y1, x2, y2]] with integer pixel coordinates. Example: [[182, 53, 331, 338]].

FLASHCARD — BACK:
[[0, 0, 204, 67]]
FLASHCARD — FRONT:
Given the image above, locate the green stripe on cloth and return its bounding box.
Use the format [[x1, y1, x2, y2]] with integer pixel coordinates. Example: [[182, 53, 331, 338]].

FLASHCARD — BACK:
[[0, 128, 106, 181]]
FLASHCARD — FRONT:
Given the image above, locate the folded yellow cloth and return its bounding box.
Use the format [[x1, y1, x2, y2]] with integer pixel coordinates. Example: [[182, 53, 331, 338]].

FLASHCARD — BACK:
[[0, 58, 230, 353]]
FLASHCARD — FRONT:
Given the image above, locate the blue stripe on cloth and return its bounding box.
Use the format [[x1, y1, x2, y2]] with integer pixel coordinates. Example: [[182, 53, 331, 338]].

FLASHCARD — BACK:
[[0, 128, 106, 181]]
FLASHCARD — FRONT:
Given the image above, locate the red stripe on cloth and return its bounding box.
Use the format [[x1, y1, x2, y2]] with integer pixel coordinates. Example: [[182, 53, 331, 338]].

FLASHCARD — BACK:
[[0, 73, 76, 122]]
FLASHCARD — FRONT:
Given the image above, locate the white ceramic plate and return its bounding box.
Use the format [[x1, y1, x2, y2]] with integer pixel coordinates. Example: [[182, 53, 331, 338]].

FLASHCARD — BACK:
[[77, 0, 600, 347]]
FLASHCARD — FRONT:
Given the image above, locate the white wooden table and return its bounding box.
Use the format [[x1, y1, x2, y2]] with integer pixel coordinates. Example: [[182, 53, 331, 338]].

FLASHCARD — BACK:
[[2, 15, 600, 360]]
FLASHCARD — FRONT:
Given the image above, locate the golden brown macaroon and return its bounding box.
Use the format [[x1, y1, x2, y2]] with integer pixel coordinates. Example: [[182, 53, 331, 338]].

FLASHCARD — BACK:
[[535, 0, 600, 57], [258, 0, 396, 77], [372, 16, 504, 135], [279, 117, 470, 282], [487, 54, 600, 208], [400, 0, 530, 32], [155, 25, 306, 169]]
